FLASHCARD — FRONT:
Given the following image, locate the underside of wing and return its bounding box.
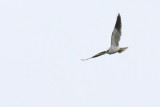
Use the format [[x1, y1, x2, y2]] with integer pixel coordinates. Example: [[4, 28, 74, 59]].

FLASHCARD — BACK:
[[111, 14, 122, 47], [81, 51, 107, 61]]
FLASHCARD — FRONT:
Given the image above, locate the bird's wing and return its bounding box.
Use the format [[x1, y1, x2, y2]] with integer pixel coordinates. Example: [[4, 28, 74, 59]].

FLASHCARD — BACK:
[[111, 14, 122, 47], [81, 51, 107, 61]]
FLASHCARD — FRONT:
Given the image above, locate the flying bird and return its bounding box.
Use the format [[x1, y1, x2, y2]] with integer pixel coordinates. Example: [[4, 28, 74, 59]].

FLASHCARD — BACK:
[[82, 14, 128, 61]]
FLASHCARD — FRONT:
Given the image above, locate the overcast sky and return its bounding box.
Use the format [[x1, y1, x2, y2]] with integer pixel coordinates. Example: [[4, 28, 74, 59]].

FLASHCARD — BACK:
[[0, 0, 160, 107]]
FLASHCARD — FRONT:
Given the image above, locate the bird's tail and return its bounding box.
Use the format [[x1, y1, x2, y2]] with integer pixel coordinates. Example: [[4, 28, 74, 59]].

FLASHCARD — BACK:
[[118, 47, 128, 53]]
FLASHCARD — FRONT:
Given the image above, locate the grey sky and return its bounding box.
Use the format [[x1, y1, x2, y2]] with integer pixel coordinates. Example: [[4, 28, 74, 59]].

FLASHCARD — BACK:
[[0, 0, 160, 107]]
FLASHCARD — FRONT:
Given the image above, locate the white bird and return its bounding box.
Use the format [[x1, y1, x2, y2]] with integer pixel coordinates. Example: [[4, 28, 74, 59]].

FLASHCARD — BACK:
[[82, 13, 128, 61]]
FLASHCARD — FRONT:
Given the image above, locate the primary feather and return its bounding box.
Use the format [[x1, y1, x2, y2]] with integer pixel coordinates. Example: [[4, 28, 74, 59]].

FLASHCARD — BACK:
[[111, 14, 122, 47]]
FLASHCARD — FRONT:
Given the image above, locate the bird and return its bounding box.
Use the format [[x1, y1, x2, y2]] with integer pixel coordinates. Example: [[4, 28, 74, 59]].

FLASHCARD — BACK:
[[82, 13, 128, 61]]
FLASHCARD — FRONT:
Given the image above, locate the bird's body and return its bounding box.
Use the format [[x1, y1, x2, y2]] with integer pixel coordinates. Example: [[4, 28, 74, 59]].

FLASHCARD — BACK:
[[82, 13, 128, 61], [107, 46, 120, 54]]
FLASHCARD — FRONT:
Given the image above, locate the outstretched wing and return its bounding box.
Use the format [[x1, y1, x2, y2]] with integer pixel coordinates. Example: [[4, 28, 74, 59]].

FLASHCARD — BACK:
[[111, 14, 122, 47], [81, 51, 107, 61]]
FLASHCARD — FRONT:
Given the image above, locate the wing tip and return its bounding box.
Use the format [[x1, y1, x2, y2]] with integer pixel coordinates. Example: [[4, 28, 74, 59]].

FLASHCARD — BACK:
[[81, 58, 92, 61], [115, 13, 121, 31]]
